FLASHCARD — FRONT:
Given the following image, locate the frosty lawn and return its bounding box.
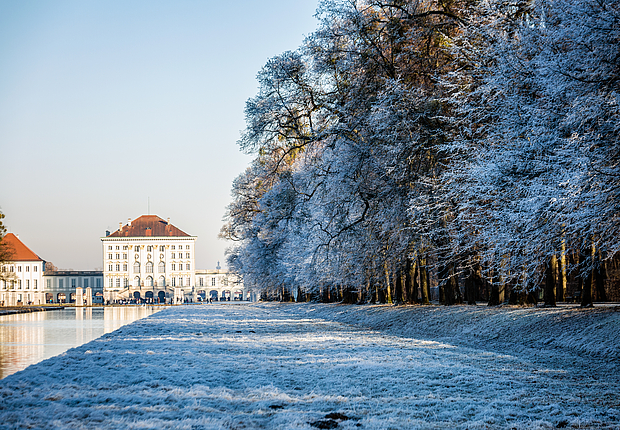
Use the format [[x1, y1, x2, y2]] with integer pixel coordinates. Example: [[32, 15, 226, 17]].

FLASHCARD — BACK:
[[0, 304, 618, 429]]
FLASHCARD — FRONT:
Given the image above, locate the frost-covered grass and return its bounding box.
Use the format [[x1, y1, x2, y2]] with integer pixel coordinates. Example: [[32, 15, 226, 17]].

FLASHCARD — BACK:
[[0, 303, 618, 429]]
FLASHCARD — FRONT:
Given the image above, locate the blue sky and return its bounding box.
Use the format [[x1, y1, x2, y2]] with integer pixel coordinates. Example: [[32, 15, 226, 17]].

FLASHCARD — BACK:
[[0, 0, 319, 270]]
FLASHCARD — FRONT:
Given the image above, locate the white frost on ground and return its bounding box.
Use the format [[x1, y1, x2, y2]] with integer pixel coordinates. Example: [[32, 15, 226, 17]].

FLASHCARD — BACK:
[[0, 303, 618, 429]]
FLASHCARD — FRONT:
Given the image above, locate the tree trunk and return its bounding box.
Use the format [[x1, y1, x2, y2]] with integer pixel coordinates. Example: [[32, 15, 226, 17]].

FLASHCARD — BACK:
[[488, 267, 501, 306], [404, 257, 413, 304], [557, 240, 567, 301], [594, 250, 608, 302], [395, 266, 403, 304], [419, 254, 430, 305], [465, 267, 476, 305], [544, 255, 557, 307], [384, 263, 392, 304], [580, 243, 594, 307], [451, 263, 462, 304]]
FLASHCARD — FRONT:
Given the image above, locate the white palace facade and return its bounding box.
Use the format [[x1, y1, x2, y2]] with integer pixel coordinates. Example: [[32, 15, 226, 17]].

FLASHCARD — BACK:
[[101, 215, 245, 304]]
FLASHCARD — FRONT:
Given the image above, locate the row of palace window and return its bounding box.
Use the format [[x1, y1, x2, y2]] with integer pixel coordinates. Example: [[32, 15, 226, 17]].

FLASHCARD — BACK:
[[106, 252, 191, 260], [1, 279, 38, 289], [44, 278, 101, 288], [107, 245, 191, 252], [1, 265, 39, 273], [107, 276, 194, 288], [104, 277, 219, 288], [106, 262, 191, 273]]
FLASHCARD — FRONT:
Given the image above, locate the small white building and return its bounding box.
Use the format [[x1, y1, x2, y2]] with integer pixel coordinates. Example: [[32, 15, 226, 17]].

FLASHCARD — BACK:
[[195, 269, 245, 301], [0, 233, 45, 306]]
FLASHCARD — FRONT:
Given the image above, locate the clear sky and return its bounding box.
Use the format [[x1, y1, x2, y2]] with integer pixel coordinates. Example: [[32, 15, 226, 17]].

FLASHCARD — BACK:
[[0, 0, 319, 271]]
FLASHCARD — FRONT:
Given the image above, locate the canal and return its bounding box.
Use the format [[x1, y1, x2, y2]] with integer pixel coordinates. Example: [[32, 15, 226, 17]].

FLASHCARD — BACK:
[[0, 306, 163, 379]]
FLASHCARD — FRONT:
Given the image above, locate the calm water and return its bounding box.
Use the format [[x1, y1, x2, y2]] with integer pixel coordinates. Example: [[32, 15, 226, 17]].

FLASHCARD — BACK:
[[0, 306, 163, 379]]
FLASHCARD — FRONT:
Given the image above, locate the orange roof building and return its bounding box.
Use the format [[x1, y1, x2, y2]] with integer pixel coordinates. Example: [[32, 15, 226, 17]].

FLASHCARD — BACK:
[[1, 233, 45, 306], [2, 233, 44, 262], [100, 215, 197, 303]]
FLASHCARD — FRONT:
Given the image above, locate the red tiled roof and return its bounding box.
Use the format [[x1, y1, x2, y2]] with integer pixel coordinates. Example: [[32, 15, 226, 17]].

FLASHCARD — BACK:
[[1, 233, 44, 261], [107, 215, 190, 238]]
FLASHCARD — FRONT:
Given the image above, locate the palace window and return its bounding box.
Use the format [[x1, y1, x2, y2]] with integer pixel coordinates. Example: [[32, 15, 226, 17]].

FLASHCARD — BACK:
[[124, 278, 129, 287], [71, 279, 76, 288], [186, 277, 190, 286], [172, 253, 175, 259], [84, 279, 89, 288], [116, 254, 120, 259], [123, 246, 128, 250], [179, 277, 183, 287], [116, 264, 120, 271], [133, 262, 140, 273], [158, 262, 165, 273], [18, 280, 22, 289], [146, 276, 153, 287], [34, 266, 37, 272], [108, 254, 112, 260], [97, 278, 101, 287], [26, 280, 30, 289], [158, 276, 165, 287], [172, 245, 175, 250], [47, 279, 51, 288], [26, 266, 29, 272], [134, 276, 140, 287], [116, 246, 120, 250], [199, 278, 203, 287], [123, 253, 127, 259], [186, 253, 190, 258], [147, 246, 152, 252], [171, 263, 176, 271], [134, 246, 139, 252], [186, 245, 190, 249], [17, 266, 21, 272], [109, 279, 113, 288], [160, 246, 164, 252], [123, 264, 128, 271], [146, 262, 153, 273], [212, 278, 216, 286], [172, 278, 176, 287], [116, 278, 121, 288], [108, 264, 113, 271], [108, 246, 112, 250], [186, 263, 190, 270], [34, 280, 38, 289], [59, 279, 63, 288]]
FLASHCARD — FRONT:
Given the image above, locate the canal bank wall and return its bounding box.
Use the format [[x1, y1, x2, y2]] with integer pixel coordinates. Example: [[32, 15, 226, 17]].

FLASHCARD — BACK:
[[0, 306, 64, 316]]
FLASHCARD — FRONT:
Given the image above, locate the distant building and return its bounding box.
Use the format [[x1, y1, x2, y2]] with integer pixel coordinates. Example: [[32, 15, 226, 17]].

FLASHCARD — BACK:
[[101, 215, 200, 303], [0, 233, 45, 306], [43, 271, 103, 304], [195, 269, 245, 301], [101, 215, 247, 303]]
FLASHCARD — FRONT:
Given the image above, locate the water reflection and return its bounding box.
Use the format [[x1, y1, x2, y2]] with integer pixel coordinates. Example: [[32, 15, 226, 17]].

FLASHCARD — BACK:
[[0, 306, 163, 379]]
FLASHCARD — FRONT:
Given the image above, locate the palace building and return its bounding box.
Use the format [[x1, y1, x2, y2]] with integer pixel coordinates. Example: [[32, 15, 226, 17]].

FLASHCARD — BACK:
[[101, 215, 245, 304]]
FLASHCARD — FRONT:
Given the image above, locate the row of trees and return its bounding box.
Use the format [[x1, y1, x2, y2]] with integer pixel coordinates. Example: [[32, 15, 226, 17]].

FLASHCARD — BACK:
[[221, 0, 620, 307]]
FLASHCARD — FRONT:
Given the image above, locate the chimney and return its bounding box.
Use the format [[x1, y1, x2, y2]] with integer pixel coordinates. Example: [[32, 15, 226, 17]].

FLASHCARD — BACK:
[[119, 222, 122, 231], [128, 217, 132, 226], [167, 217, 170, 225]]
